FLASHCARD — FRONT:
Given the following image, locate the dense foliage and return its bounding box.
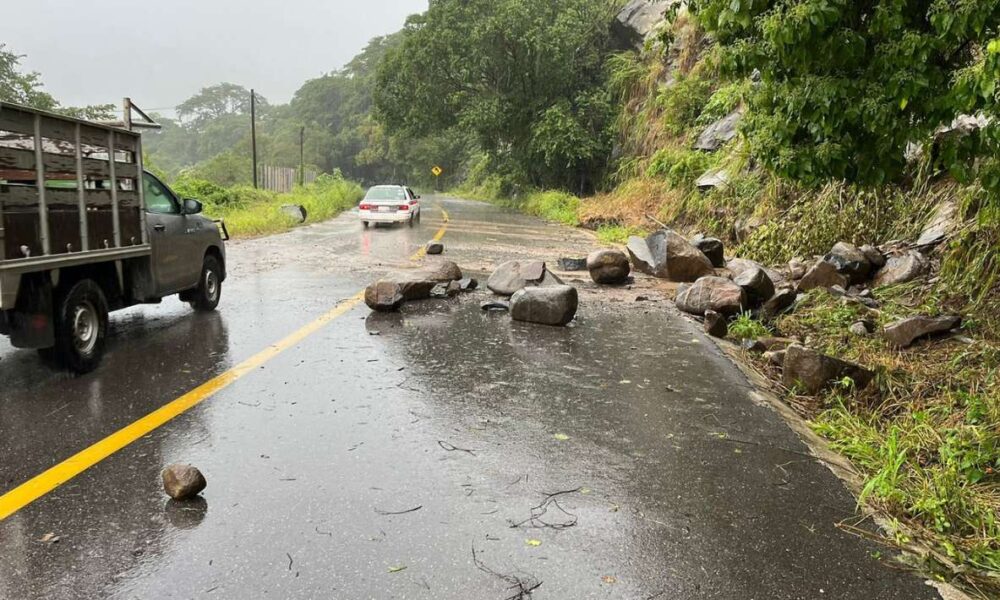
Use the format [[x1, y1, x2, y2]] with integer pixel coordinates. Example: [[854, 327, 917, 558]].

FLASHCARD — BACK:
[[374, 0, 620, 193], [689, 0, 1000, 188]]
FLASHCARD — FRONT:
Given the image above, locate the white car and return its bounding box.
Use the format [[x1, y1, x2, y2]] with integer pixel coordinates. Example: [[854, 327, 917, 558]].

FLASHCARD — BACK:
[[359, 185, 421, 228]]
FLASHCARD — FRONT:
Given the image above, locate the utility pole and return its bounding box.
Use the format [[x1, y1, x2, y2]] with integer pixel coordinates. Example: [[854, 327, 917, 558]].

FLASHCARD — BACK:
[[250, 89, 258, 189], [299, 126, 305, 187]]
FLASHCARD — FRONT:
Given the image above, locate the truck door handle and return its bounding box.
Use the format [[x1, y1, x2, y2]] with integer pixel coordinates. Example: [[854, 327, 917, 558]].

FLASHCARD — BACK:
[[153, 224, 166, 232]]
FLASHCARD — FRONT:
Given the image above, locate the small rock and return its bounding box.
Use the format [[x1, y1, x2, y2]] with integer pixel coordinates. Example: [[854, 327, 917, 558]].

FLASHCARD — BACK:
[[859, 245, 885, 269], [510, 285, 578, 326], [798, 260, 849, 292], [733, 265, 775, 305], [627, 230, 714, 282], [873, 251, 929, 287], [762, 287, 797, 318], [824, 242, 872, 284], [162, 464, 207, 501], [458, 278, 478, 291], [487, 261, 563, 296], [848, 321, 870, 336], [425, 241, 444, 255], [704, 310, 727, 338], [480, 300, 510, 312], [764, 350, 786, 367], [675, 276, 746, 316], [695, 169, 729, 191], [430, 281, 461, 298], [916, 200, 958, 247], [787, 258, 808, 280], [883, 315, 962, 349], [691, 235, 725, 268], [782, 345, 875, 394], [557, 257, 588, 271], [694, 109, 742, 151], [280, 204, 307, 223], [587, 249, 631, 284], [365, 281, 405, 312]]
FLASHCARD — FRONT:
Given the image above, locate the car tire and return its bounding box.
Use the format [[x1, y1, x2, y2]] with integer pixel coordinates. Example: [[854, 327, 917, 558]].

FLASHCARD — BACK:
[[190, 254, 223, 312], [362, 221, 369, 228], [53, 279, 109, 374], [416, 210, 421, 223], [408, 215, 415, 227]]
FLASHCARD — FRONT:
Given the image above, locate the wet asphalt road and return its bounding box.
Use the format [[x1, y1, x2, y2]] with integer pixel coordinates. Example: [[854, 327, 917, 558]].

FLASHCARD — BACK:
[[0, 198, 941, 599]]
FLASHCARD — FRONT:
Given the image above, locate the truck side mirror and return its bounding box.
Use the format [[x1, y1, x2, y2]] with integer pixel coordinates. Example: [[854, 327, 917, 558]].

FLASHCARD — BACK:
[[182, 198, 203, 215]]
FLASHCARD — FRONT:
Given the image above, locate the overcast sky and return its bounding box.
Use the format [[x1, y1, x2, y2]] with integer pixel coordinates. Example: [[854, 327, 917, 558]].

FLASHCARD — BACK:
[[4, 0, 427, 113]]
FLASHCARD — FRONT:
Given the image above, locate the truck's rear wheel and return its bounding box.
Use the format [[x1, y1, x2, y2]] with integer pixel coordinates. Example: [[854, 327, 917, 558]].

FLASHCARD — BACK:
[[190, 255, 222, 312], [54, 279, 109, 374]]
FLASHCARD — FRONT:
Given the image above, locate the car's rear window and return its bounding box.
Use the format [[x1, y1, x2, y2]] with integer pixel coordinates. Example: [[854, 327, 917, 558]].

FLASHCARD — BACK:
[[365, 187, 406, 201]]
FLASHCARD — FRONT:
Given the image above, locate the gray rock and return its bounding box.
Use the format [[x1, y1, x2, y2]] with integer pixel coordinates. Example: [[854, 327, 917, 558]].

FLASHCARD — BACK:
[[425, 241, 444, 255], [695, 169, 729, 191], [280, 204, 307, 223], [733, 265, 775, 305], [859, 245, 885, 269], [397, 278, 439, 301], [694, 109, 742, 151], [798, 260, 849, 291], [627, 229, 714, 282], [849, 321, 870, 336], [424, 260, 463, 282], [704, 309, 727, 338], [162, 464, 207, 500], [365, 281, 405, 312], [782, 345, 875, 394], [458, 278, 478, 291], [587, 249, 631, 284], [430, 281, 461, 298], [691, 234, 725, 268], [675, 276, 746, 316], [873, 251, 929, 287], [558, 257, 588, 271], [824, 242, 872, 284], [510, 285, 579, 326], [788, 258, 808, 280], [487, 261, 563, 296], [916, 200, 959, 247], [884, 315, 961, 349], [613, 0, 674, 49], [762, 287, 797, 318]]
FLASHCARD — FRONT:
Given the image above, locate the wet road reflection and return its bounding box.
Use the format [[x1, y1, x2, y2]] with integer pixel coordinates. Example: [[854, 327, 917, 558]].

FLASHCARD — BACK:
[[0, 199, 938, 599]]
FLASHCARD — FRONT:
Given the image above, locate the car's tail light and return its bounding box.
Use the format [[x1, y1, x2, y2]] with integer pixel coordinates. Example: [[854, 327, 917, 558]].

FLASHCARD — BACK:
[[409, 200, 418, 205], [359, 203, 372, 210], [398, 204, 410, 211]]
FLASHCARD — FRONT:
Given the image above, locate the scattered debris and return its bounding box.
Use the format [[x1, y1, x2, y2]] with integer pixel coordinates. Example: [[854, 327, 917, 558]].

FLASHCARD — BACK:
[[388, 565, 408, 573], [883, 315, 962, 349], [557, 257, 587, 271], [675, 276, 746, 316], [798, 260, 848, 292], [782, 345, 874, 394], [691, 234, 725, 267], [872, 250, 929, 287], [586, 249, 631, 284], [733, 264, 775, 306], [162, 464, 207, 500], [824, 242, 872, 285], [487, 261, 563, 296], [509, 487, 581, 530], [472, 542, 542, 600], [38, 532, 60, 544], [704, 309, 728, 339], [438, 440, 477, 456], [627, 229, 714, 282], [364, 281, 406, 312], [375, 505, 423, 516], [425, 241, 444, 255]]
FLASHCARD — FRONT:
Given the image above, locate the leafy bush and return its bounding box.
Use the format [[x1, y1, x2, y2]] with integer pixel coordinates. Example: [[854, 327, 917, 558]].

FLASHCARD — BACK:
[[646, 147, 718, 188]]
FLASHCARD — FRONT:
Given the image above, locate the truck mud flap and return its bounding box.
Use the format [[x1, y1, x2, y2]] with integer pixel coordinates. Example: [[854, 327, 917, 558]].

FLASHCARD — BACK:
[[7, 273, 54, 349]]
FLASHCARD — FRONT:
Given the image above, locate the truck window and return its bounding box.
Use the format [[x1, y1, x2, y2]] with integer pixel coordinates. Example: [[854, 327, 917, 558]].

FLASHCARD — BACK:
[[143, 173, 178, 214]]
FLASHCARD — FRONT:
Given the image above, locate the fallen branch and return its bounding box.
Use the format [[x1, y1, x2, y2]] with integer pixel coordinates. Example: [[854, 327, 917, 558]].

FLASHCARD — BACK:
[[375, 505, 423, 516], [472, 542, 542, 600], [509, 487, 581, 530], [438, 440, 476, 456]]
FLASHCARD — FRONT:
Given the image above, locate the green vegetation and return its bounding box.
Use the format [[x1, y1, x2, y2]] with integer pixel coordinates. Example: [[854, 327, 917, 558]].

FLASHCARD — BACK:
[[595, 223, 645, 245], [173, 174, 363, 238], [728, 312, 770, 340]]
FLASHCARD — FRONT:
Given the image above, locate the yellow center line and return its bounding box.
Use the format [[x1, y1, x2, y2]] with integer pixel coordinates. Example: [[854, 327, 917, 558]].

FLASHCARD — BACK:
[[0, 205, 451, 522]]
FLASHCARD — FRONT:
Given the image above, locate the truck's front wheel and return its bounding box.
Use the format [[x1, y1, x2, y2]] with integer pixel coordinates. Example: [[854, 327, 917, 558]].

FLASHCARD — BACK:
[[54, 279, 109, 374], [190, 255, 222, 312]]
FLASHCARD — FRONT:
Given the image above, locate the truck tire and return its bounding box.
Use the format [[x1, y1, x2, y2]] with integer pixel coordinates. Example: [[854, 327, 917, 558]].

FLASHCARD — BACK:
[[190, 255, 222, 312], [54, 279, 109, 374]]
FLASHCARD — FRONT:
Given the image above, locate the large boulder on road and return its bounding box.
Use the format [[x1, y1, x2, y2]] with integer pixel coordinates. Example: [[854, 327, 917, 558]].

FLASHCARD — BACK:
[[423, 260, 463, 282], [365, 281, 406, 312], [487, 261, 563, 296], [510, 285, 579, 326], [627, 230, 714, 282], [883, 315, 961, 349], [587, 250, 631, 284], [782, 345, 874, 394], [675, 276, 746, 316], [162, 464, 207, 500]]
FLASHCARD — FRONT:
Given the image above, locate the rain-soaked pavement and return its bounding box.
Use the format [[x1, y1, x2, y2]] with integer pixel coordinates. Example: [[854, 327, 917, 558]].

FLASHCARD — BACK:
[[0, 198, 942, 599]]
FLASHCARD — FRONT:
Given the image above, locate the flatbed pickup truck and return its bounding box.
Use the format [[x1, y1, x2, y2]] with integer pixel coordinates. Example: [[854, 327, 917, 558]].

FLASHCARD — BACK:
[[0, 101, 227, 373]]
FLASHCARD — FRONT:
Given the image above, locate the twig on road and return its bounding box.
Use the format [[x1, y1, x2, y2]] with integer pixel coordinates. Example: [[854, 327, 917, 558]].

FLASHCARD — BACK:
[[509, 487, 582, 530], [438, 440, 476, 456], [374, 505, 423, 516], [472, 542, 542, 600]]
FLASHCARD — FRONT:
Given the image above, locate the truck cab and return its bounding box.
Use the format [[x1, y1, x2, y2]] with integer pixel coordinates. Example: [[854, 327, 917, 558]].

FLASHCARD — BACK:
[[0, 101, 227, 373]]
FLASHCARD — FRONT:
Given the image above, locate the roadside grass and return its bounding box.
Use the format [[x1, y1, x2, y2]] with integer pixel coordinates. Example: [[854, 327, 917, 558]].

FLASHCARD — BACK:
[[595, 223, 645, 245], [728, 312, 771, 340], [175, 174, 364, 238], [767, 289, 1000, 592], [456, 183, 581, 227]]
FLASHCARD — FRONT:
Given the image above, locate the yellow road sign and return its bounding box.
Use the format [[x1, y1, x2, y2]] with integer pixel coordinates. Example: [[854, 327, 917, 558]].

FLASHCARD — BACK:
[[431, 166, 443, 177]]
